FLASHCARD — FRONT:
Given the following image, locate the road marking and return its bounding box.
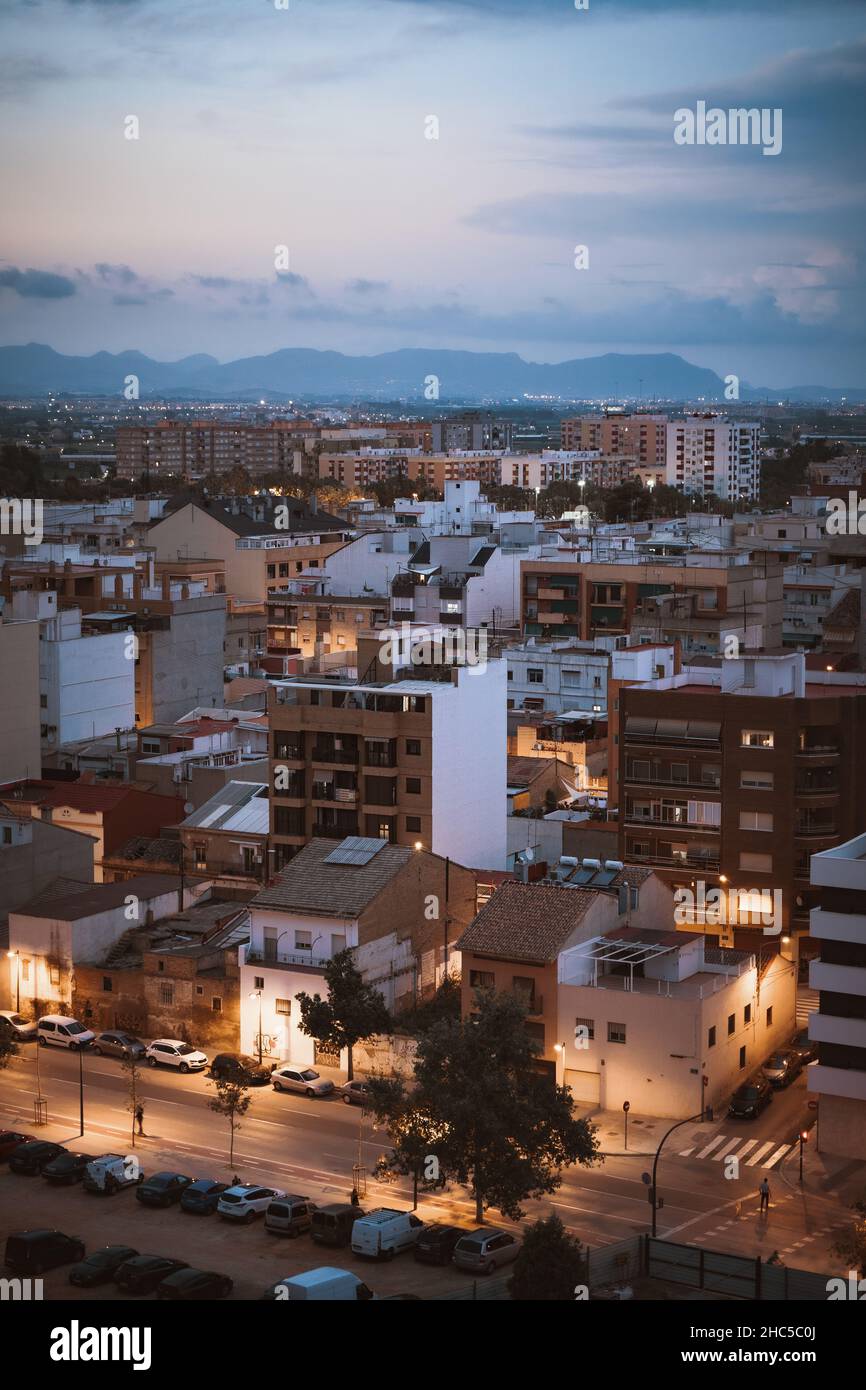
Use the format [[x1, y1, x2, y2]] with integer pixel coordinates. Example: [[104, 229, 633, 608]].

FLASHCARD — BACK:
[[712, 1137, 747, 1161], [695, 1135, 727, 1159], [678, 1147, 695, 1157], [745, 1141, 775, 1166], [728, 1139, 759, 1161], [762, 1145, 791, 1169]]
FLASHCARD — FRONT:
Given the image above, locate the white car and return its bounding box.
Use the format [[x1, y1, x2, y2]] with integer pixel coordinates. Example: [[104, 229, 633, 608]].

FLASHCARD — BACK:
[[217, 1184, 287, 1223], [37, 1015, 95, 1050], [145, 1039, 208, 1073], [0, 1011, 37, 1042], [272, 1066, 334, 1098]]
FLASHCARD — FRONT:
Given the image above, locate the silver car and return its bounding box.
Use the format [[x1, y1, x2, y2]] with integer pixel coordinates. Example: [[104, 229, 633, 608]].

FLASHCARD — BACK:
[[272, 1066, 334, 1098], [91, 1031, 146, 1061], [453, 1229, 520, 1275], [0, 1011, 37, 1042]]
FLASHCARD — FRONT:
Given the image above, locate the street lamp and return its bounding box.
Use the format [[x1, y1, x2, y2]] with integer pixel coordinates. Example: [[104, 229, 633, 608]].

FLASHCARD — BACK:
[[648, 1110, 707, 1237], [553, 1041, 566, 1087], [249, 989, 264, 1066], [6, 950, 20, 1012], [798, 1128, 809, 1183]]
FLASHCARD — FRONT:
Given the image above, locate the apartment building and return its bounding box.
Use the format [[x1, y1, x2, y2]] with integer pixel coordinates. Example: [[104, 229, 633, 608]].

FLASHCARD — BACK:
[[317, 450, 505, 492], [561, 413, 668, 466], [116, 420, 305, 481], [267, 639, 507, 871], [266, 591, 389, 669], [618, 653, 866, 940], [0, 815, 95, 929], [505, 639, 611, 718], [808, 835, 866, 1160], [0, 604, 41, 782], [390, 535, 524, 634], [179, 782, 269, 893], [666, 415, 761, 501]]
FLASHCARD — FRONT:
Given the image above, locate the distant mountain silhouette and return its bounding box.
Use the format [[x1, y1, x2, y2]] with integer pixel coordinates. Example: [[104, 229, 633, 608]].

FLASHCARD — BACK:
[[0, 342, 861, 403]]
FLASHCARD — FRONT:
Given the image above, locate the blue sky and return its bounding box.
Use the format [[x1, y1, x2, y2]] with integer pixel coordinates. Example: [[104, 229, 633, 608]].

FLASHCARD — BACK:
[[0, 0, 864, 385]]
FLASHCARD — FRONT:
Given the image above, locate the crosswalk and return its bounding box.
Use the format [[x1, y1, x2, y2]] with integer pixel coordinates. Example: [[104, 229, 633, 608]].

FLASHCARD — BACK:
[[677, 1134, 792, 1169], [796, 987, 818, 1026]]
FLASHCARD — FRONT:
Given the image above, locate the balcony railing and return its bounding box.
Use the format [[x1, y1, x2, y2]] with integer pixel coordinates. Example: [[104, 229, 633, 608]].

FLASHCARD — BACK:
[[311, 747, 358, 765], [626, 850, 722, 871], [245, 945, 331, 969]]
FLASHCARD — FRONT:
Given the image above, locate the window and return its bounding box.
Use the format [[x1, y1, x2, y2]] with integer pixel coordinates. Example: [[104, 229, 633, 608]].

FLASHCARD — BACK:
[[575, 1016, 594, 1040], [527, 668, 544, 684], [254, 976, 264, 990], [406, 816, 421, 833], [275, 998, 291, 1016], [212, 997, 222, 1013], [707, 1025, 716, 1048], [744, 1003, 752, 1024], [194, 843, 207, 870], [406, 739, 421, 756], [741, 729, 774, 749], [49, 965, 60, 985], [1, 826, 11, 845], [727, 1013, 735, 1036], [470, 970, 494, 990], [295, 931, 312, 952], [739, 1045, 747, 1070], [159, 982, 174, 1006], [406, 777, 421, 794], [739, 810, 773, 832], [739, 851, 773, 873], [196, 986, 203, 996], [741, 769, 774, 790], [607, 1021, 627, 1044], [102, 977, 112, 993], [766, 1006, 773, 1027], [157, 959, 164, 973]]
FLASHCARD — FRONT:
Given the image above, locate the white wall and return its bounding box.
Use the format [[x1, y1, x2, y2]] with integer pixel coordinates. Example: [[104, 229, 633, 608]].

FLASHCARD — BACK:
[[431, 659, 507, 869]]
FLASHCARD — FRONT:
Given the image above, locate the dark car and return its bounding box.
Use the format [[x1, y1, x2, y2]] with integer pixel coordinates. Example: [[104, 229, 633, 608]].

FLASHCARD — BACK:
[[209, 1052, 274, 1085], [42, 1152, 94, 1185], [310, 1203, 365, 1249], [338, 1080, 372, 1107], [413, 1224, 465, 1266], [157, 1268, 233, 1301], [0, 1131, 36, 1162], [69, 1245, 140, 1288], [762, 1049, 804, 1089], [90, 1031, 146, 1061], [790, 1028, 818, 1064], [9, 1141, 66, 1175], [136, 1171, 194, 1208], [5, 1229, 85, 1276], [114, 1254, 189, 1294], [180, 1178, 229, 1215], [728, 1075, 773, 1119]]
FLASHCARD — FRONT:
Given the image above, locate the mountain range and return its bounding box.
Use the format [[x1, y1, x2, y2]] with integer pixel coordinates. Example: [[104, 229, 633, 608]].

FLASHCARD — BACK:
[[0, 343, 861, 404]]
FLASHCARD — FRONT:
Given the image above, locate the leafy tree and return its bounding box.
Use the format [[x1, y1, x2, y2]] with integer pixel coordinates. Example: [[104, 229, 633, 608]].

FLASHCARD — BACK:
[[295, 948, 392, 1081], [367, 989, 599, 1222], [121, 1051, 144, 1148], [223, 465, 254, 496], [833, 1195, 866, 1277], [396, 973, 462, 1037], [508, 1213, 587, 1300], [207, 1075, 252, 1169], [0, 1032, 18, 1071]]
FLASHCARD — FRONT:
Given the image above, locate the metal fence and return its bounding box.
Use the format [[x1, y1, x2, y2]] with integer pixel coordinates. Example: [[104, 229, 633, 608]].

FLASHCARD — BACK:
[[644, 1237, 831, 1301]]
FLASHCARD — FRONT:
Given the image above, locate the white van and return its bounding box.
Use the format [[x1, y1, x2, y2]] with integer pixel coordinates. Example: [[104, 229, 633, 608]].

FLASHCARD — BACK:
[[270, 1268, 375, 1301], [37, 1015, 95, 1050], [350, 1208, 425, 1260], [83, 1153, 143, 1195]]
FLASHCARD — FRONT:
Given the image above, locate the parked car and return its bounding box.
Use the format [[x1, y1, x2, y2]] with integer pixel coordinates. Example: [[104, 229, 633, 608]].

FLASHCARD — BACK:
[[0, 1011, 37, 1042], [790, 1028, 818, 1064], [83, 1153, 143, 1195], [68, 1245, 140, 1288], [762, 1049, 803, 1089], [263, 1267, 375, 1301], [272, 1065, 334, 1098], [351, 1208, 425, 1260], [338, 1080, 372, 1107], [145, 1039, 208, 1073], [311, 1203, 365, 1249], [180, 1178, 229, 1215], [264, 1195, 317, 1238], [42, 1151, 94, 1185], [453, 1229, 520, 1275], [414, 1224, 465, 1266], [0, 1131, 35, 1162], [90, 1031, 146, 1061], [157, 1268, 233, 1300], [5, 1229, 85, 1276], [728, 1075, 774, 1119], [137, 1171, 194, 1208], [114, 1254, 189, 1295], [37, 1015, 94, 1050], [217, 1184, 287, 1223], [209, 1052, 274, 1085], [10, 1141, 66, 1175]]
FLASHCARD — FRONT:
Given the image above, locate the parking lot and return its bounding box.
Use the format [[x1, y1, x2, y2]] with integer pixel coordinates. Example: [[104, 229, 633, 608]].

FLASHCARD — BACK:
[[0, 1166, 482, 1300]]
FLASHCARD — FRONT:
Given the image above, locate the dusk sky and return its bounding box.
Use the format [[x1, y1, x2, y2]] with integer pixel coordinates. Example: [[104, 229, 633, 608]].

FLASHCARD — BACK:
[[1, 0, 864, 386]]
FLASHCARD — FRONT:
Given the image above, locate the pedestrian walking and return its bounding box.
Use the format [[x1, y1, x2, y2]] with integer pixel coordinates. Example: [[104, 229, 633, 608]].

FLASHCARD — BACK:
[[759, 1177, 770, 1213], [134, 1103, 144, 1136]]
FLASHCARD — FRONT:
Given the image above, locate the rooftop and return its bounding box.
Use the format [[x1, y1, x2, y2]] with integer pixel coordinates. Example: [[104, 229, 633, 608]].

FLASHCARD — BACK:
[[457, 881, 599, 964], [13, 874, 184, 923], [250, 836, 414, 918], [181, 783, 269, 835]]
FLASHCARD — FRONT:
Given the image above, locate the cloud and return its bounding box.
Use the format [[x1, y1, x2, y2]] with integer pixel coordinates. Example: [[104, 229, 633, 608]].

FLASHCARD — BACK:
[[0, 55, 66, 97], [346, 278, 390, 295], [0, 267, 76, 299]]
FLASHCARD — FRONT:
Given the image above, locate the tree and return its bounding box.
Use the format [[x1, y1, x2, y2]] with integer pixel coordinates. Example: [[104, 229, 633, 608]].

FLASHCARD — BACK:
[[295, 949, 392, 1081], [367, 990, 599, 1222], [121, 1051, 144, 1150], [0, 1032, 18, 1071], [508, 1213, 587, 1300], [207, 1076, 252, 1170], [833, 1195, 866, 1277]]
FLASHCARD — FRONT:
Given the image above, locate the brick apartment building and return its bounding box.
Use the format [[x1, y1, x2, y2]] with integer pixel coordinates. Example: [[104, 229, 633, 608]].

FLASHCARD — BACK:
[[560, 413, 668, 466]]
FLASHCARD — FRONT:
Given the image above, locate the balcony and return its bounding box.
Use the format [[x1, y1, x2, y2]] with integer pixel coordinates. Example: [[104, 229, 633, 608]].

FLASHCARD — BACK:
[[245, 945, 331, 971], [311, 746, 358, 766], [312, 821, 359, 840], [626, 849, 721, 871], [624, 771, 721, 793]]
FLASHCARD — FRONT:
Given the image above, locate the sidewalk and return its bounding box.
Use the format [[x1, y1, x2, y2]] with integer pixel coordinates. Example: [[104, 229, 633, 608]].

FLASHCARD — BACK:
[[778, 1135, 866, 1207], [576, 1105, 699, 1157]]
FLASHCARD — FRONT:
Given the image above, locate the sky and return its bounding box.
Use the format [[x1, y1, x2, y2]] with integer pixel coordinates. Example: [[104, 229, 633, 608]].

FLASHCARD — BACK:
[[0, 0, 865, 386]]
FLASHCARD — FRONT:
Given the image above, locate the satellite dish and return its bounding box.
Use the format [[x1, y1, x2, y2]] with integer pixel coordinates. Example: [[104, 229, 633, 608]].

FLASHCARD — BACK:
[[183, 802, 194, 815], [524, 847, 535, 862]]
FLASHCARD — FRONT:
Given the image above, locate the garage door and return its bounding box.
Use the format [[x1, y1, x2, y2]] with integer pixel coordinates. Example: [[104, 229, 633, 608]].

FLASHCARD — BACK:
[[565, 1068, 601, 1105]]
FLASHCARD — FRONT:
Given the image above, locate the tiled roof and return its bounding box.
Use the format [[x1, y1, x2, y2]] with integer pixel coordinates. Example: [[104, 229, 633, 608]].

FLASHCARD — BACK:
[[250, 836, 413, 918], [13, 874, 183, 922], [823, 587, 860, 633], [110, 836, 183, 866], [457, 881, 599, 963]]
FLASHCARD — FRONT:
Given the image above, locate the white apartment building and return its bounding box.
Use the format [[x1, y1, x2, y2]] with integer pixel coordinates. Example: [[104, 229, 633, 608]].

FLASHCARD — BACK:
[[505, 639, 611, 717], [808, 835, 866, 1160], [666, 416, 761, 501], [10, 592, 135, 751]]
